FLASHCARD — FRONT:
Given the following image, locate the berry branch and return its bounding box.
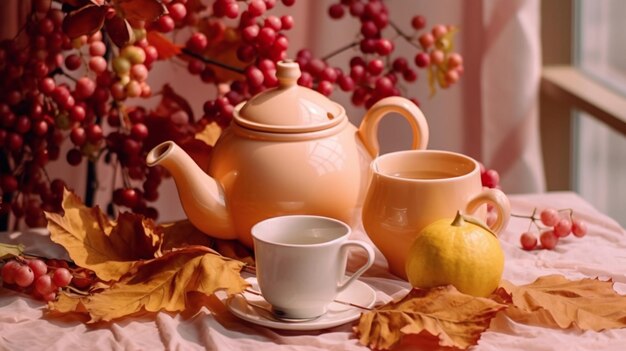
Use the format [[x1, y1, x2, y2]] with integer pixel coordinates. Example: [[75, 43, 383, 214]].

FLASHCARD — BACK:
[[515, 207, 588, 250]]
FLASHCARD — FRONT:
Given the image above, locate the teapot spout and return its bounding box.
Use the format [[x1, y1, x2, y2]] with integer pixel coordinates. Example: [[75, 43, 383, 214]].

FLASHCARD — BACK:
[[146, 141, 237, 240]]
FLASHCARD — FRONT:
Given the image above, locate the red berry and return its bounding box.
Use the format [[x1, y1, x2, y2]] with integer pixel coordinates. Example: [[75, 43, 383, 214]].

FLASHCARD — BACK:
[[280, 15, 294, 30], [168, 3, 187, 21], [328, 4, 345, 19], [520, 232, 537, 250], [554, 218, 572, 237], [411, 15, 426, 30], [28, 259, 48, 278], [120, 188, 140, 208], [1, 260, 20, 284], [248, 0, 267, 17], [367, 59, 384, 75], [130, 123, 149, 140], [414, 52, 430, 68], [14, 265, 35, 288], [66, 149, 83, 166], [245, 66, 264, 87], [481, 169, 500, 188], [540, 230, 559, 250], [35, 274, 56, 295], [157, 15, 175, 33], [64, 54, 82, 71], [317, 80, 333, 96], [571, 219, 587, 237], [186, 32, 208, 52], [52, 268, 73, 287], [375, 39, 394, 56], [0, 175, 18, 193], [540, 208, 559, 227], [70, 127, 87, 146]]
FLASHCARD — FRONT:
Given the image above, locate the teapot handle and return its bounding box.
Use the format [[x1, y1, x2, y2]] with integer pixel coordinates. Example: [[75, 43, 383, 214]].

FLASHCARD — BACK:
[[357, 96, 429, 157]]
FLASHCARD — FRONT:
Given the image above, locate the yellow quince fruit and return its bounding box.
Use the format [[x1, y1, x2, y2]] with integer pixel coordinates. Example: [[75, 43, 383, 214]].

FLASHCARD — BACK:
[[405, 211, 504, 297]]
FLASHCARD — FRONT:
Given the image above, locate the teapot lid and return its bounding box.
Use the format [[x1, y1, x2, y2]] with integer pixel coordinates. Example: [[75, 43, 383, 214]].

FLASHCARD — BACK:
[[234, 61, 344, 133]]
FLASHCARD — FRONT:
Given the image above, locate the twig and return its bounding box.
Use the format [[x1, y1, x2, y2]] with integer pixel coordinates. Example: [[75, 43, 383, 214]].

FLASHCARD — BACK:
[[321, 41, 359, 61], [180, 48, 246, 74], [388, 20, 422, 50]]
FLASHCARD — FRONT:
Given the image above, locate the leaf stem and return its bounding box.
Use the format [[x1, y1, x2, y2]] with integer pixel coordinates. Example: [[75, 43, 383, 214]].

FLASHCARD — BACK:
[[180, 48, 245, 74]]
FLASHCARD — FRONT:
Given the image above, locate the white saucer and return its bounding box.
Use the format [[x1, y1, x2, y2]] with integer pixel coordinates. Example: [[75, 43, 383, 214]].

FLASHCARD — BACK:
[[226, 277, 376, 331]]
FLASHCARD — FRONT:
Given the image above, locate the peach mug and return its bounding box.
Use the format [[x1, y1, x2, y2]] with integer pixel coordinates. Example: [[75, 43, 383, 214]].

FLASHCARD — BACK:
[[362, 150, 511, 279]]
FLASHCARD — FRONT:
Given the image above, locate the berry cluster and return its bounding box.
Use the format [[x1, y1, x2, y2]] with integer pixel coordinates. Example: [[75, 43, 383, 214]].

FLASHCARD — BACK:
[[517, 208, 588, 250], [294, 1, 463, 109], [1, 0, 463, 229], [1, 256, 94, 301]]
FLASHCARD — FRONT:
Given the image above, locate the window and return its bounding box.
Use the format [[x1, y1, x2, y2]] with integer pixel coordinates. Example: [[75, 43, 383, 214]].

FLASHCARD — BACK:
[[541, 0, 626, 227], [575, 0, 626, 226]]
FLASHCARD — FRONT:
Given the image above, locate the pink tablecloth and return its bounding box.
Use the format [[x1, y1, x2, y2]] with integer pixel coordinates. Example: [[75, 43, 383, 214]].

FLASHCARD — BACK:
[[1, 192, 625, 351]]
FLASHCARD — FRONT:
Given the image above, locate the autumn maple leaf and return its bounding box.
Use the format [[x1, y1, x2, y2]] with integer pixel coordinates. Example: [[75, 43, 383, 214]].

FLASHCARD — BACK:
[[62, 0, 166, 47]]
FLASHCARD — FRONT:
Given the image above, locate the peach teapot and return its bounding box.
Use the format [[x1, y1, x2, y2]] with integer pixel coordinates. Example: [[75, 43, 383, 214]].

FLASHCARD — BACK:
[[146, 60, 429, 247]]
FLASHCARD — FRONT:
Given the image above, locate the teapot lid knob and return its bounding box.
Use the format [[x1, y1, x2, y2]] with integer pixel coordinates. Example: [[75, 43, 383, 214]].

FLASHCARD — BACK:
[[277, 60, 301, 88]]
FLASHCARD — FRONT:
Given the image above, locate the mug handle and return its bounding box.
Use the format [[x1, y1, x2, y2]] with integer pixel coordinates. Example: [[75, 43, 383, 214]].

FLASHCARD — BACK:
[[337, 240, 375, 293], [464, 188, 511, 234], [357, 96, 430, 157]]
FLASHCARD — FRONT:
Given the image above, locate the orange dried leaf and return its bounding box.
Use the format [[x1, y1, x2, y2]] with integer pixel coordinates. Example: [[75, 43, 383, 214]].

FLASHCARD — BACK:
[[499, 275, 626, 331], [159, 220, 254, 265], [44, 189, 160, 281], [195, 122, 222, 147], [147, 31, 182, 60], [355, 285, 507, 350], [62, 4, 107, 38], [116, 0, 166, 22], [158, 220, 216, 253], [80, 246, 247, 322]]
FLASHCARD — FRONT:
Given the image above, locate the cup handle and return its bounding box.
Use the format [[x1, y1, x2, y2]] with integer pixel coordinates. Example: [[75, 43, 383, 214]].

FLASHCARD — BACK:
[[357, 96, 429, 157], [337, 240, 375, 293], [464, 188, 511, 234]]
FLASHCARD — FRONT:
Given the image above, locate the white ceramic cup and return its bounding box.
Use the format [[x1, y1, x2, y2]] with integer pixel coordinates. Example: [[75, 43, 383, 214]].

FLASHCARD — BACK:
[[251, 215, 375, 320]]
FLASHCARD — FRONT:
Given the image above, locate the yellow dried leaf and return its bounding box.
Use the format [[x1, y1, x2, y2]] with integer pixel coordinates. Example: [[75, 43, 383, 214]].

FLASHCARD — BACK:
[[45, 189, 161, 281], [0, 243, 24, 260], [79, 246, 247, 322], [498, 275, 626, 331], [49, 246, 247, 322], [50, 292, 88, 314], [355, 285, 507, 350]]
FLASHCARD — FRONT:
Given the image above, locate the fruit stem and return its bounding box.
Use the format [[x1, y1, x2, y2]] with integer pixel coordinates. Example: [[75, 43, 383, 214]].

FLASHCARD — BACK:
[[451, 211, 465, 227]]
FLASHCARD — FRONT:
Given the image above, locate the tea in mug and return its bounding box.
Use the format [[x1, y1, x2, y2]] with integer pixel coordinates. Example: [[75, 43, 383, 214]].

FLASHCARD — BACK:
[[391, 169, 460, 180]]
